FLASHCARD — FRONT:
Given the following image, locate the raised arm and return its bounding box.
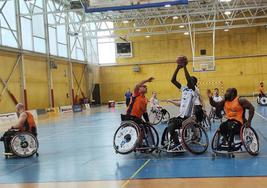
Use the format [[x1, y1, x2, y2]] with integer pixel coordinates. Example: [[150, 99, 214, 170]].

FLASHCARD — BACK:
[[133, 77, 154, 95], [239, 98, 255, 127], [167, 99, 181, 107], [171, 65, 182, 89], [207, 89, 225, 109], [184, 66, 195, 91]]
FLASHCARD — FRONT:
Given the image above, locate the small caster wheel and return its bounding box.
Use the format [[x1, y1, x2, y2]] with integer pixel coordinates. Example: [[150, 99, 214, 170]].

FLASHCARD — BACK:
[[5, 155, 8, 159], [36, 152, 39, 157], [231, 154, 235, 158]]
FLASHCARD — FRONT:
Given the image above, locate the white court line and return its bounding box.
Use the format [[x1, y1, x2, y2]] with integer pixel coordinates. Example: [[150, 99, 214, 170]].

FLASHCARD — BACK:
[[255, 112, 267, 121]]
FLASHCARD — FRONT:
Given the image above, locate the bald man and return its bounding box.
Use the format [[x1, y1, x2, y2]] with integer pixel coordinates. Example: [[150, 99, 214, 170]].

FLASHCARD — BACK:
[[0, 103, 37, 154], [11, 103, 37, 136]]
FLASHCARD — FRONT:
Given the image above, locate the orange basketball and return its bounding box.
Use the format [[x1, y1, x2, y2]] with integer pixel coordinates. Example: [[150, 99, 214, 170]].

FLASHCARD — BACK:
[[176, 56, 188, 67]]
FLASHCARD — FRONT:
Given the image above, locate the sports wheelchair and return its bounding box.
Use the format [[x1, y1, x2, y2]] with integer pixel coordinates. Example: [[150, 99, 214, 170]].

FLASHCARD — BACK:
[[160, 116, 209, 154], [257, 96, 267, 106], [113, 115, 159, 154], [1, 129, 39, 159], [148, 107, 170, 125], [211, 123, 259, 158], [209, 107, 224, 123]]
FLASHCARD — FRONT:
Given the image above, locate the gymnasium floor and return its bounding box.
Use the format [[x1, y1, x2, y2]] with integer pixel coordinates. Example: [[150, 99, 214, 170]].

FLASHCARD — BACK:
[[1, 100, 267, 188]]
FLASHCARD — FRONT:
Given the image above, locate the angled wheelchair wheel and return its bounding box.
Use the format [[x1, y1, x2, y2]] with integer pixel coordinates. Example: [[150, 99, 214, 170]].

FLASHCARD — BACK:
[[10, 132, 38, 158], [241, 126, 259, 156], [181, 122, 209, 154], [256, 97, 260, 104], [141, 124, 159, 153], [161, 127, 170, 147], [211, 130, 222, 151], [201, 114, 211, 130], [161, 109, 170, 124], [149, 110, 163, 125], [113, 121, 140, 154], [259, 97, 267, 106]]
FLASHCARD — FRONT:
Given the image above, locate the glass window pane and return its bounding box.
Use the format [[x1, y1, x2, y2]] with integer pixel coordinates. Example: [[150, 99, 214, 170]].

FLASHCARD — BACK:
[[76, 48, 84, 61], [48, 14, 55, 24], [1, 28, 17, 48], [34, 37, 46, 53], [49, 27, 57, 55], [35, 0, 43, 8], [98, 42, 115, 64], [2, 1, 16, 30], [19, 0, 29, 14], [57, 25, 66, 44], [21, 17, 32, 50], [58, 43, 67, 57], [0, 13, 8, 29], [33, 14, 45, 37]]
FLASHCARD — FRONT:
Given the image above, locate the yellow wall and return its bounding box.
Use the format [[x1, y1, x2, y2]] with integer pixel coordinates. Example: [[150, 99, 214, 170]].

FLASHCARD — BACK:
[[24, 55, 49, 110], [0, 52, 21, 113], [100, 27, 267, 103], [0, 51, 93, 113]]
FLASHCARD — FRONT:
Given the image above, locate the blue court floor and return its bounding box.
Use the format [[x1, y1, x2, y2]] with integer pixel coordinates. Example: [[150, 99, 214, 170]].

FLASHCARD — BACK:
[[0, 101, 267, 185]]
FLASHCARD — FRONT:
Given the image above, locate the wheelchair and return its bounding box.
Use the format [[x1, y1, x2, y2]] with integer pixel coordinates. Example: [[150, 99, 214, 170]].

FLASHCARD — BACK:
[[199, 112, 212, 131], [211, 124, 259, 158], [113, 115, 159, 154], [1, 129, 39, 159], [209, 107, 224, 123], [257, 96, 267, 106], [160, 116, 209, 154], [148, 107, 170, 125]]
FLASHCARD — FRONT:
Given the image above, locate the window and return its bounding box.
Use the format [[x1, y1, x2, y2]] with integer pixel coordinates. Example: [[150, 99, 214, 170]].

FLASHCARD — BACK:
[[97, 22, 115, 64], [21, 17, 33, 50]]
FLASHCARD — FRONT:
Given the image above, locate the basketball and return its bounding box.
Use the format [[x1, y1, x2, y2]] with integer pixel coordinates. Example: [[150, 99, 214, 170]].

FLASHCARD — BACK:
[[176, 56, 188, 67]]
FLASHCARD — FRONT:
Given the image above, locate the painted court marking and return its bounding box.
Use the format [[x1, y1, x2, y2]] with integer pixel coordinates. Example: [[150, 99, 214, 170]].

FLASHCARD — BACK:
[[255, 111, 267, 121], [121, 159, 151, 188]]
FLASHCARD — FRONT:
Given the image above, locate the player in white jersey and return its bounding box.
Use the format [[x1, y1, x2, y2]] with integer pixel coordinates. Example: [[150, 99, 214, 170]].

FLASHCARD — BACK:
[[212, 88, 224, 119], [167, 57, 197, 150], [193, 86, 206, 123], [150, 91, 160, 111]]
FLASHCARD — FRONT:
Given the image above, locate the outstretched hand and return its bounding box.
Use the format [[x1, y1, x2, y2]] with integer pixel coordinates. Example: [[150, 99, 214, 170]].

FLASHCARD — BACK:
[[147, 77, 155, 82], [207, 89, 212, 98]]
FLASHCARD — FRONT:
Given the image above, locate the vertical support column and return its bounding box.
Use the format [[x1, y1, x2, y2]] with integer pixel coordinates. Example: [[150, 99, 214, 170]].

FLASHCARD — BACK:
[[212, 1, 217, 70], [65, 12, 74, 105], [43, 0, 54, 108], [20, 55, 28, 110], [82, 14, 89, 98], [15, 0, 27, 109]]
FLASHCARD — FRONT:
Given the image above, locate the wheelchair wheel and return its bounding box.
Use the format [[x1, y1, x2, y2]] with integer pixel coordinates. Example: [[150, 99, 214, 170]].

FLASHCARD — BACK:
[[181, 122, 209, 154], [161, 127, 169, 146], [141, 124, 159, 153], [257, 97, 260, 104], [211, 130, 222, 151], [241, 126, 259, 156], [201, 114, 211, 130], [149, 110, 163, 125], [208, 110, 214, 120], [10, 132, 38, 158], [113, 121, 141, 154], [161, 110, 170, 124], [259, 97, 267, 106]]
